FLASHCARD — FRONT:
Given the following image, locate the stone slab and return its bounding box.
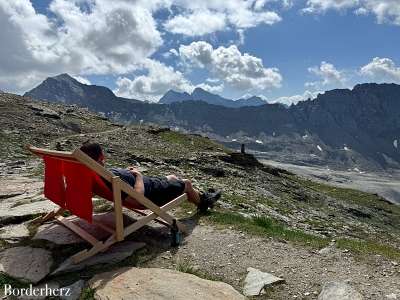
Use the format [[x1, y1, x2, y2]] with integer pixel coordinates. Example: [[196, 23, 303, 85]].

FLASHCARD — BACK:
[[318, 281, 364, 300], [0, 223, 30, 240], [243, 267, 284, 296], [0, 246, 53, 284], [89, 267, 246, 300], [52, 241, 146, 275]]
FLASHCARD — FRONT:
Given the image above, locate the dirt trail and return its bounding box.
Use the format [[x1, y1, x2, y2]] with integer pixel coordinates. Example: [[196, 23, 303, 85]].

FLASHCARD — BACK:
[[144, 225, 400, 300]]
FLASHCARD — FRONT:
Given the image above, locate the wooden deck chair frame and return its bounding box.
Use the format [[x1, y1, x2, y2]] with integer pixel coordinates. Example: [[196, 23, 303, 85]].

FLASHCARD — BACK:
[[28, 146, 187, 264]]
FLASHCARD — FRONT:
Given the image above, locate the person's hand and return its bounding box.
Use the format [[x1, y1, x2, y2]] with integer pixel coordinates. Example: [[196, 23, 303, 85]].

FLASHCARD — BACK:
[[128, 166, 142, 177]]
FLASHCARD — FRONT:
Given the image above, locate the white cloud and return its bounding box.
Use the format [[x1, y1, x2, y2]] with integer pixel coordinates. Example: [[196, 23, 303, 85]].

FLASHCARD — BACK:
[[178, 41, 282, 91], [164, 10, 226, 36], [49, 0, 162, 74], [360, 57, 400, 83], [72, 75, 91, 85], [114, 59, 193, 102], [365, 0, 400, 25], [163, 0, 281, 37], [303, 0, 400, 26], [0, 0, 163, 92], [195, 82, 224, 94], [270, 90, 320, 106], [305, 61, 346, 89], [303, 0, 359, 13]]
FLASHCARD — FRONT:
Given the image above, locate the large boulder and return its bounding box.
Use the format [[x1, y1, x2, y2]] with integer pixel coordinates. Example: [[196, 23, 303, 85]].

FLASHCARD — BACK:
[[318, 281, 363, 300], [89, 267, 245, 300], [0, 246, 53, 283]]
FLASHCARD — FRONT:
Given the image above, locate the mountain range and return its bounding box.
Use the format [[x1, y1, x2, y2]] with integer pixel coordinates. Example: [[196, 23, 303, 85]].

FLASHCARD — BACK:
[[159, 88, 267, 107], [24, 74, 400, 171]]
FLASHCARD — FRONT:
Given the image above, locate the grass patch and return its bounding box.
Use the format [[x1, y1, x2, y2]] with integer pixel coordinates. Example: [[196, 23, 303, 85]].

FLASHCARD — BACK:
[[158, 131, 226, 153], [207, 211, 329, 249], [336, 238, 400, 260], [207, 211, 400, 260], [79, 287, 95, 300]]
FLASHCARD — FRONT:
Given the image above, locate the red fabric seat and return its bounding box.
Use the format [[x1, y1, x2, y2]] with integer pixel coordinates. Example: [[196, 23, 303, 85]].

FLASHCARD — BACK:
[[43, 155, 94, 223], [43, 155, 146, 222]]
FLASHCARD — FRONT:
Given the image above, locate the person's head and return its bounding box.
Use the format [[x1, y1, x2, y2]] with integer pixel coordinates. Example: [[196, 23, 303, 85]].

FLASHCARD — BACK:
[[80, 142, 105, 165]]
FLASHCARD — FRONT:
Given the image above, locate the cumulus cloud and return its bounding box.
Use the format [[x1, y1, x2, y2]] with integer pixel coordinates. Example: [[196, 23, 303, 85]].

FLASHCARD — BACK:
[[0, 0, 285, 96], [195, 82, 224, 94], [72, 76, 91, 85], [164, 0, 281, 37], [178, 41, 282, 91], [305, 61, 346, 89], [0, 0, 162, 92], [303, 0, 400, 26], [303, 0, 358, 13], [360, 57, 400, 83], [114, 59, 193, 102], [164, 10, 226, 36]]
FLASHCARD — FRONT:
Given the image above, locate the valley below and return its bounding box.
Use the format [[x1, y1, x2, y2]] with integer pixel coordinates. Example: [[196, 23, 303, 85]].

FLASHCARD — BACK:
[[258, 157, 400, 205]]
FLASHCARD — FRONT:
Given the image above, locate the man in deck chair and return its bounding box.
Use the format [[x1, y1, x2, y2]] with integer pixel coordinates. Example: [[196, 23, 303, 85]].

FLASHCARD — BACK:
[[80, 142, 221, 212]]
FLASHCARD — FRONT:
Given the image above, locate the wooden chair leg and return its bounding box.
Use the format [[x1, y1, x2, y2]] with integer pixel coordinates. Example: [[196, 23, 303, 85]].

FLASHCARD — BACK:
[[71, 235, 117, 263], [31, 207, 64, 225]]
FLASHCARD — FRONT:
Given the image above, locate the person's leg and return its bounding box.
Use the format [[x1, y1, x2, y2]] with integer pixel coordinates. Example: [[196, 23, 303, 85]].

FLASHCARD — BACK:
[[182, 179, 201, 205], [164, 175, 220, 211], [165, 175, 200, 205]]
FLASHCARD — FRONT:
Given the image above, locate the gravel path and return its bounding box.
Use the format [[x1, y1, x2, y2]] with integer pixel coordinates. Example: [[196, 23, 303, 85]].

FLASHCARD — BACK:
[[145, 225, 400, 300]]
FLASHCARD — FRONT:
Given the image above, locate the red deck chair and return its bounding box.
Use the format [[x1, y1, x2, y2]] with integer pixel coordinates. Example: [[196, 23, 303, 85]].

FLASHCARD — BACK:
[[28, 146, 187, 263]]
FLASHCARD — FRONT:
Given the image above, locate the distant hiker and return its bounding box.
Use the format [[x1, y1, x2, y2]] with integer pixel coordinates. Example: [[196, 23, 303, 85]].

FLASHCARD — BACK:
[[241, 143, 246, 154], [80, 142, 221, 212]]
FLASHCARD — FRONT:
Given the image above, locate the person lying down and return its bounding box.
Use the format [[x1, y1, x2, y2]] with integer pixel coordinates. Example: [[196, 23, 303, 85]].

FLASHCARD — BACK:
[[80, 142, 221, 213]]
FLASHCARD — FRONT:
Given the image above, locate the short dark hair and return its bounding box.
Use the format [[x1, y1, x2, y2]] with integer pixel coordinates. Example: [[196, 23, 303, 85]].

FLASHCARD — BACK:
[[80, 142, 103, 161]]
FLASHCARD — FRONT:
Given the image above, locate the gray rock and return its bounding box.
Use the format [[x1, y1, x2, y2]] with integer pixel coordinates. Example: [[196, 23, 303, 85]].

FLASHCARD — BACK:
[[34, 216, 110, 245], [0, 177, 42, 200], [243, 267, 284, 296], [0, 200, 58, 224], [89, 267, 246, 300], [0, 223, 30, 240], [60, 280, 85, 300], [0, 246, 53, 283], [318, 245, 335, 255], [52, 241, 145, 275], [0, 177, 57, 224], [386, 293, 397, 299], [318, 281, 363, 300]]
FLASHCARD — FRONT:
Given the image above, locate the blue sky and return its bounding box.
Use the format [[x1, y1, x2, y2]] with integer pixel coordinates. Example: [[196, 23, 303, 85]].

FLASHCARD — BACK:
[[1, 0, 400, 104]]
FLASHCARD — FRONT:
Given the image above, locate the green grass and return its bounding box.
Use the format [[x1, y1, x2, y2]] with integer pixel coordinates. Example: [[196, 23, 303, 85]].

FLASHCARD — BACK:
[[336, 238, 400, 260], [158, 131, 226, 153], [79, 287, 95, 300], [207, 211, 329, 249]]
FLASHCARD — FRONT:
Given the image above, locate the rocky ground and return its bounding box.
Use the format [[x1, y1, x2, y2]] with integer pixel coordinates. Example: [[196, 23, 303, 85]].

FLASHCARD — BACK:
[[0, 93, 399, 299]]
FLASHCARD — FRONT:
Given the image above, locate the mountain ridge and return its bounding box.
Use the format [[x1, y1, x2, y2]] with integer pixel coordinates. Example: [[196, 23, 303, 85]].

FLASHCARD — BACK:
[[159, 87, 268, 107], [24, 74, 400, 171]]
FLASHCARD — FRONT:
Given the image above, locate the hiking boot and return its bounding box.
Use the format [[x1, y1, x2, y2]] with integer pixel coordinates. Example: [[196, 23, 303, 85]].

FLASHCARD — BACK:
[[197, 189, 221, 213]]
